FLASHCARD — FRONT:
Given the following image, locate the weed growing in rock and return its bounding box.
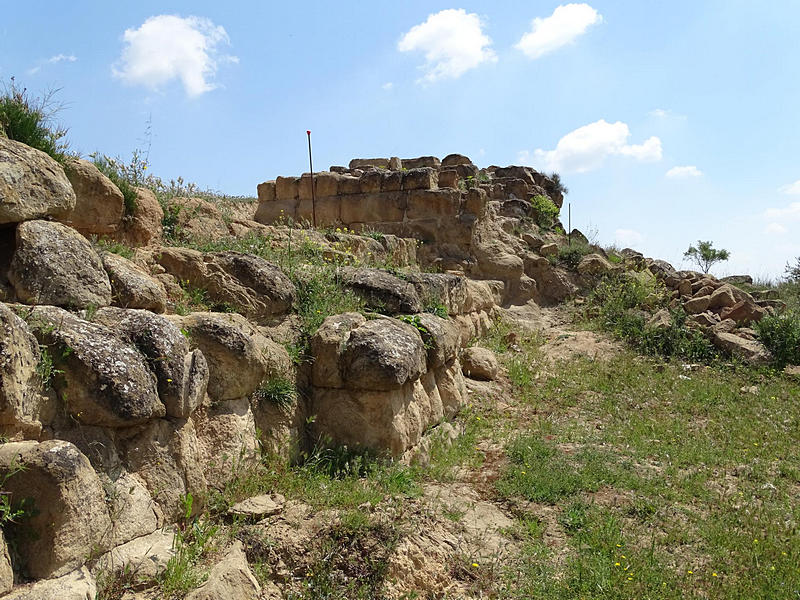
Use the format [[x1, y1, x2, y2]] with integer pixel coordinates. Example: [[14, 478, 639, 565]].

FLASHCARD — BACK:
[[530, 194, 560, 229], [557, 242, 592, 270], [253, 376, 297, 409], [0, 78, 69, 162]]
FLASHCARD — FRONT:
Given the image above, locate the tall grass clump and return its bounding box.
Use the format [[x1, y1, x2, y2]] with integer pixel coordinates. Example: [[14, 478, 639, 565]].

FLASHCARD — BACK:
[[0, 79, 69, 162], [755, 311, 800, 368]]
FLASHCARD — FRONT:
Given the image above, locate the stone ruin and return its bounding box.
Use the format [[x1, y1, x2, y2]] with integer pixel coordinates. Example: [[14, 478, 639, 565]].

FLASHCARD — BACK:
[[254, 153, 576, 306]]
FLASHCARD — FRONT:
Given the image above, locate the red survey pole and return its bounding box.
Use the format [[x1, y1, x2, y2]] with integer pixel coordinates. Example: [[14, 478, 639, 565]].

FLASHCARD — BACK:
[[307, 130, 317, 228]]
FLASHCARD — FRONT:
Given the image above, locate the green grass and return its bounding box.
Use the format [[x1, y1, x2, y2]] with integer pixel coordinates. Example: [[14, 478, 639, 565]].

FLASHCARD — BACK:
[[253, 376, 297, 409], [491, 340, 800, 599]]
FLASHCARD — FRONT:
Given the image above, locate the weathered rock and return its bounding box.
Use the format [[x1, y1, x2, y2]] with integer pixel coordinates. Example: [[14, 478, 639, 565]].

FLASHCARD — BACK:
[[341, 318, 427, 391], [648, 259, 678, 281], [677, 279, 693, 297], [684, 295, 711, 314], [2, 566, 96, 600], [194, 397, 259, 489], [171, 312, 290, 401], [414, 313, 460, 368], [460, 347, 499, 381], [62, 158, 125, 234], [0, 303, 44, 438], [690, 311, 719, 328], [120, 418, 207, 521], [721, 275, 753, 285], [0, 137, 76, 224], [577, 253, 614, 276], [720, 299, 767, 324], [712, 318, 738, 334], [156, 248, 296, 321], [648, 308, 672, 329], [105, 471, 163, 545], [708, 285, 737, 310], [349, 158, 391, 170], [185, 541, 261, 600], [102, 252, 167, 312], [441, 153, 473, 167], [401, 156, 441, 169], [403, 167, 438, 191], [311, 312, 367, 388], [711, 331, 772, 365], [492, 165, 535, 185], [229, 493, 285, 519], [92, 529, 175, 583], [23, 306, 164, 426], [539, 243, 558, 257], [9, 220, 112, 308], [0, 441, 112, 578], [115, 187, 163, 247], [341, 267, 422, 314], [0, 530, 12, 595], [521, 232, 544, 250], [93, 307, 208, 418]]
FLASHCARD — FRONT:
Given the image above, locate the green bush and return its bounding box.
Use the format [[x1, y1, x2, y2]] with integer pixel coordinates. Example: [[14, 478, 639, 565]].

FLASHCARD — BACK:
[[530, 194, 560, 229], [557, 242, 592, 270], [91, 154, 140, 217], [755, 311, 800, 368], [0, 79, 69, 162]]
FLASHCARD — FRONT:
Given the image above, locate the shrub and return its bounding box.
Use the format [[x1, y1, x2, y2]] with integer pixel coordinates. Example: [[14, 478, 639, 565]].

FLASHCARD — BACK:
[[0, 79, 69, 162], [558, 242, 592, 270], [755, 311, 800, 368], [530, 194, 560, 229], [684, 240, 730, 274]]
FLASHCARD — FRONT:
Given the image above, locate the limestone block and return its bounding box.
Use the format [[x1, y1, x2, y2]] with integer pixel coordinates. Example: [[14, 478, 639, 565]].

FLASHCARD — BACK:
[[340, 192, 407, 223], [407, 189, 461, 218], [297, 196, 341, 227], [402, 168, 438, 191], [255, 198, 298, 223], [62, 158, 125, 234], [256, 180, 276, 203], [338, 175, 361, 195], [438, 169, 459, 189], [360, 170, 383, 193], [275, 176, 299, 201], [349, 158, 390, 169], [442, 153, 473, 167], [316, 172, 341, 197], [465, 187, 488, 215], [381, 170, 403, 192], [401, 156, 441, 169]]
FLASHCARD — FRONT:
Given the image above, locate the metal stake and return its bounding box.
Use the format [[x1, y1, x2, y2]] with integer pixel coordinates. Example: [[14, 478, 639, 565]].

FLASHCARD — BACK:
[[307, 130, 317, 229], [568, 202, 571, 246]]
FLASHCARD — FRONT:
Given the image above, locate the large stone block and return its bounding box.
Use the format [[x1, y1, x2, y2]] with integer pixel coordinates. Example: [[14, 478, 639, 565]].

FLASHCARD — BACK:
[[338, 175, 361, 195], [442, 153, 473, 167], [256, 181, 276, 203], [465, 187, 488, 215], [407, 189, 461, 218], [275, 176, 299, 201], [381, 170, 403, 192], [315, 172, 341, 197], [359, 170, 383, 193], [402, 156, 441, 169], [254, 198, 298, 223], [341, 192, 407, 223], [402, 167, 438, 191], [62, 158, 125, 234], [297, 196, 341, 227], [349, 158, 390, 169]]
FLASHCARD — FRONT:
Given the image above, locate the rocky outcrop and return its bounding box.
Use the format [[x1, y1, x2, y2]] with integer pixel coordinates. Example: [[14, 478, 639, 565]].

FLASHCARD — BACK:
[[61, 158, 125, 234], [113, 187, 163, 247], [169, 311, 291, 402], [8, 220, 112, 309], [310, 313, 466, 457], [341, 267, 422, 314], [185, 541, 261, 600], [0, 138, 75, 224], [2, 566, 96, 600]]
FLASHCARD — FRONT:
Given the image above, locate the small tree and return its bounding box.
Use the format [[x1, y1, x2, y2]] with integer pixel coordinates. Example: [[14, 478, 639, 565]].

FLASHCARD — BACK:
[[683, 240, 730, 274], [785, 257, 800, 283]]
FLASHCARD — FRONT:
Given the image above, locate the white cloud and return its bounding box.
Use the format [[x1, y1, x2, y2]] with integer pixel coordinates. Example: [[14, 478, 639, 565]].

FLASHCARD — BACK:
[[764, 201, 800, 221], [515, 3, 601, 59], [765, 223, 788, 235], [382, 82, 394, 91], [649, 108, 686, 120], [778, 180, 800, 195], [666, 165, 703, 178], [524, 119, 662, 173], [113, 15, 237, 97], [397, 9, 496, 83], [614, 228, 644, 248], [27, 53, 77, 74]]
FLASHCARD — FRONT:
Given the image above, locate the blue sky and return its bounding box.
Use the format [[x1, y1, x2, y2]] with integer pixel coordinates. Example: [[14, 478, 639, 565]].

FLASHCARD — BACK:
[[3, 1, 800, 278]]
